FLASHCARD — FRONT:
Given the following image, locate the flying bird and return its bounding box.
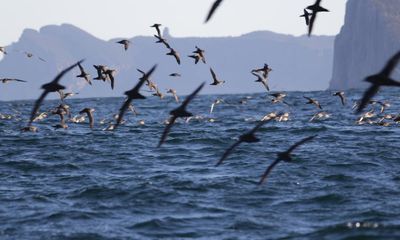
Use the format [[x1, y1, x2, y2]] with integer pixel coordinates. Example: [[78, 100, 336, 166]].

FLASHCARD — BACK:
[[306, 0, 329, 37], [154, 35, 171, 49], [333, 91, 346, 106], [193, 46, 206, 64], [166, 48, 181, 65], [167, 88, 180, 103], [58, 90, 78, 101], [205, 0, 223, 23], [79, 108, 95, 129], [216, 119, 271, 167], [104, 69, 116, 89], [304, 96, 322, 109], [258, 135, 317, 185], [252, 64, 272, 79], [93, 65, 108, 81], [169, 73, 181, 77], [270, 92, 289, 106], [116, 39, 130, 51], [0, 47, 7, 55], [158, 82, 205, 147], [28, 60, 83, 125], [210, 68, 225, 86], [188, 54, 201, 64], [115, 65, 157, 129], [1, 78, 27, 83], [76, 62, 92, 85], [356, 50, 400, 114]]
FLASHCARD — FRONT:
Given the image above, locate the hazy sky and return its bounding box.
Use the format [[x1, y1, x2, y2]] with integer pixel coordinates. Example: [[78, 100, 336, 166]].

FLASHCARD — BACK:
[[0, 0, 347, 46]]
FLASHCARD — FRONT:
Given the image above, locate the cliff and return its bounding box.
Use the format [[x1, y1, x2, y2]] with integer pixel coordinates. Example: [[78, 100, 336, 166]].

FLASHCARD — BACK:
[[0, 24, 334, 101], [329, 0, 400, 90]]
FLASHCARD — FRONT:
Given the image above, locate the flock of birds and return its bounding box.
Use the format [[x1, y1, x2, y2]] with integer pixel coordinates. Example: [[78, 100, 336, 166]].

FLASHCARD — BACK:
[[1, 0, 400, 185]]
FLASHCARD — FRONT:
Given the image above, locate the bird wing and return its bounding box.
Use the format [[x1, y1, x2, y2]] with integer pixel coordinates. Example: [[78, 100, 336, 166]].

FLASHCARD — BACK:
[[174, 51, 181, 65], [88, 111, 94, 129], [356, 85, 380, 114], [205, 0, 223, 23], [248, 119, 270, 135], [173, 92, 179, 103], [210, 103, 215, 114], [158, 116, 177, 147], [308, 12, 317, 37], [303, 96, 312, 102], [29, 91, 48, 125], [215, 140, 242, 166], [115, 98, 132, 129], [258, 158, 282, 185], [287, 135, 317, 154], [339, 94, 346, 106], [381, 50, 400, 76], [181, 82, 205, 109], [108, 73, 115, 89], [13, 79, 27, 82], [78, 62, 85, 73], [210, 67, 217, 82], [52, 60, 84, 84], [134, 65, 157, 92]]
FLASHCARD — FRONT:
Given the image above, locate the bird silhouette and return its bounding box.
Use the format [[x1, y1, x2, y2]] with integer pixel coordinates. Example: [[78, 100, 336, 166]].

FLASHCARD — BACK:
[[258, 135, 317, 185], [356, 50, 400, 114], [28, 60, 83, 125], [115, 65, 157, 129], [158, 82, 205, 147], [205, 0, 223, 23], [306, 0, 329, 37]]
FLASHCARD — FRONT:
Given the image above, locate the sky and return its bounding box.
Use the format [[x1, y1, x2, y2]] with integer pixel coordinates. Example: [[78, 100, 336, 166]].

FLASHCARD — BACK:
[[0, 0, 347, 46]]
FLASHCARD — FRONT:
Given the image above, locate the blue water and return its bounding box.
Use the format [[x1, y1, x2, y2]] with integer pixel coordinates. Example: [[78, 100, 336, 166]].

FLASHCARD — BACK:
[[1, 89, 400, 239]]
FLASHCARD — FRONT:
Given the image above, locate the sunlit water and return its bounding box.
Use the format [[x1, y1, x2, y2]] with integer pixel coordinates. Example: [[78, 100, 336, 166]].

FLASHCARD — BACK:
[[1, 88, 400, 239]]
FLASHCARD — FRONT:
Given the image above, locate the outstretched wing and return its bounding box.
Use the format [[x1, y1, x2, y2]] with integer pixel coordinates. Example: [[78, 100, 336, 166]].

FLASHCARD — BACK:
[[258, 158, 282, 185], [181, 82, 205, 109], [205, 0, 223, 23], [158, 116, 177, 147], [29, 91, 48, 125], [287, 135, 317, 154], [215, 140, 242, 166], [356, 85, 380, 114], [381, 50, 400, 76]]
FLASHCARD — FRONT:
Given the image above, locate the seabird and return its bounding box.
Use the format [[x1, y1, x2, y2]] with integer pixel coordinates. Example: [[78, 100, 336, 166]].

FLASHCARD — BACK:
[[252, 64, 272, 79], [306, 0, 329, 37], [188, 54, 201, 64], [116, 39, 130, 51], [169, 73, 181, 77], [28, 60, 82, 125], [210, 67, 225, 86], [304, 96, 322, 109], [356, 50, 400, 114], [309, 112, 330, 122], [104, 69, 116, 89], [252, 72, 269, 91], [210, 99, 224, 114], [193, 46, 206, 64], [167, 88, 180, 103], [115, 65, 157, 129], [150, 23, 162, 37], [1, 78, 27, 83], [79, 108, 95, 129], [216, 119, 272, 166], [333, 91, 346, 106], [166, 48, 181, 65], [258, 135, 317, 185], [93, 65, 107, 81], [300, 9, 311, 26], [76, 62, 92, 85], [270, 92, 289, 105], [152, 87, 164, 99], [58, 90, 78, 101], [205, 0, 223, 23], [158, 82, 205, 147]]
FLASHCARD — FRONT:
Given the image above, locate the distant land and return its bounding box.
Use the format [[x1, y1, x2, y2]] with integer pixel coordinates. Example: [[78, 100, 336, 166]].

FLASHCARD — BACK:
[[0, 24, 334, 101], [329, 0, 400, 90]]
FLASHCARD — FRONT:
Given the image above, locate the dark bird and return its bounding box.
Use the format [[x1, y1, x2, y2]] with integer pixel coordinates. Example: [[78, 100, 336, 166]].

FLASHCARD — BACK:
[[169, 73, 181, 77], [306, 0, 329, 37], [79, 108, 95, 129], [151, 24, 162, 37], [356, 51, 400, 114], [270, 92, 289, 105], [205, 0, 223, 23], [76, 62, 92, 85], [154, 35, 171, 49], [166, 48, 181, 65], [116, 39, 130, 51], [333, 91, 346, 106], [216, 119, 271, 167], [193, 46, 206, 64], [28, 60, 82, 125], [252, 72, 269, 91], [252, 64, 272, 79], [300, 9, 311, 26], [304, 96, 322, 109], [152, 87, 165, 99], [258, 135, 317, 185], [158, 82, 205, 147], [1, 78, 27, 83], [210, 67, 225, 86], [115, 65, 157, 129]]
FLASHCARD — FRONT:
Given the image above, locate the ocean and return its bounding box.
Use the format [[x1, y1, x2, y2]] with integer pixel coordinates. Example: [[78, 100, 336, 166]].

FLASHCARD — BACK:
[[0, 88, 400, 239]]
